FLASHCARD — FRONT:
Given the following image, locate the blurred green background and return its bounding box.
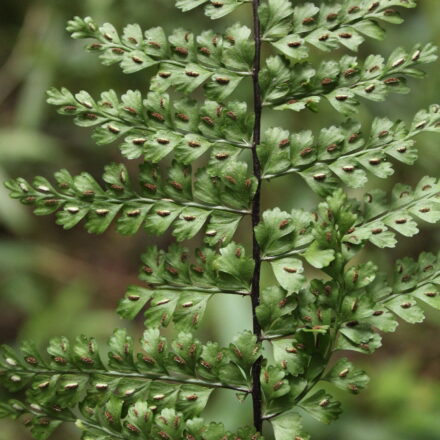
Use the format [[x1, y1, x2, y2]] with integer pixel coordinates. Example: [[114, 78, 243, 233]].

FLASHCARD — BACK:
[[0, 1, 439, 439]]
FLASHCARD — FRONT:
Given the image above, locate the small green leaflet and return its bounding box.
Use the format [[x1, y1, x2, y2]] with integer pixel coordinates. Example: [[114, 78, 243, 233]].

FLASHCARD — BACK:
[[270, 258, 305, 293], [271, 412, 310, 440], [325, 358, 370, 394], [299, 390, 342, 424]]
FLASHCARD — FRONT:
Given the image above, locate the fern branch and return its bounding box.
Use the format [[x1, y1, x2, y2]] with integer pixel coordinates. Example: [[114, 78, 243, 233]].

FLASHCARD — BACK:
[[261, 177, 440, 263], [261, 247, 439, 423], [262, 0, 417, 51], [1, 329, 260, 410], [262, 43, 437, 113], [261, 253, 440, 342], [47, 88, 253, 162], [67, 16, 253, 75], [2, 397, 261, 440], [261, 105, 440, 189], [5, 163, 252, 240], [142, 284, 251, 295], [118, 243, 254, 329]]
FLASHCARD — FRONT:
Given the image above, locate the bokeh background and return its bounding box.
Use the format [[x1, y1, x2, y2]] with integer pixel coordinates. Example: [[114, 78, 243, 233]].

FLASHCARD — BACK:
[[1, 1, 439, 439]]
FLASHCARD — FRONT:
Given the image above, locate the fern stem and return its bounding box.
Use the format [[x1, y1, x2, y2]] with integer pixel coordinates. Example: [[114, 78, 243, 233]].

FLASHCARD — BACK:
[[355, 192, 437, 228], [51, 191, 251, 216], [78, 419, 125, 439], [4, 368, 250, 393], [124, 123, 252, 150], [144, 284, 251, 296], [261, 247, 306, 262], [380, 273, 439, 304], [251, 0, 263, 432]]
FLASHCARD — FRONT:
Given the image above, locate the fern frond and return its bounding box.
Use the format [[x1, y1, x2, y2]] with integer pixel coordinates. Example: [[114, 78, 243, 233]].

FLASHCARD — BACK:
[[262, 43, 437, 113], [5, 162, 253, 241], [261, 177, 440, 267], [118, 243, 253, 330], [260, 105, 440, 194], [3, 0, 439, 438], [262, 0, 417, 50], [175, 0, 248, 19], [0, 398, 262, 440], [0, 329, 261, 405], [47, 88, 253, 161], [67, 17, 253, 75]]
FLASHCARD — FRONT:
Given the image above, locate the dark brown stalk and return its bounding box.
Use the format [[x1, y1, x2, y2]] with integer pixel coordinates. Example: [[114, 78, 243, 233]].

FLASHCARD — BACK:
[[250, 0, 263, 433]]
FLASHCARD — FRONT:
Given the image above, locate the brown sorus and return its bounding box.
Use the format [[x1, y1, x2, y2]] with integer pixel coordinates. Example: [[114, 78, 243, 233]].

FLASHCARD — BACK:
[[174, 46, 189, 56], [300, 147, 314, 156], [176, 113, 190, 122], [321, 77, 334, 86]]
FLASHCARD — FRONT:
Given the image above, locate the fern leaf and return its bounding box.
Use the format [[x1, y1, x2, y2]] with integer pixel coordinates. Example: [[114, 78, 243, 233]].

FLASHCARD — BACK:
[[5, 162, 253, 241]]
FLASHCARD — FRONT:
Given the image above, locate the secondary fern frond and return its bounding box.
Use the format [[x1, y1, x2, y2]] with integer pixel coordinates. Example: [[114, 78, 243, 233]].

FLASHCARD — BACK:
[[118, 243, 254, 330], [260, 105, 440, 194], [260, 177, 440, 266], [262, 0, 417, 50], [0, 399, 262, 440], [67, 17, 254, 75], [47, 88, 253, 161], [5, 162, 253, 241], [263, 43, 437, 113], [0, 329, 258, 397]]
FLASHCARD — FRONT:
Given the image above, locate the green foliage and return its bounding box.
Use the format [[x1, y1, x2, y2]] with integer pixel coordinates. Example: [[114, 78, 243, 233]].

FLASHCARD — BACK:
[[259, 105, 440, 195], [2, 0, 440, 439], [263, 42, 437, 112], [5, 162, 252, 242], [118, 244, 253, 330], [46, 87, 253, 163]]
